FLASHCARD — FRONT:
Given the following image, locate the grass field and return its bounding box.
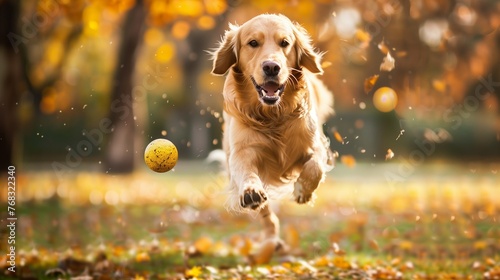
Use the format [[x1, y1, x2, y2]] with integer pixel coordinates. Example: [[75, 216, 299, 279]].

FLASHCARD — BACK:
[[1, 161, 500, 279]]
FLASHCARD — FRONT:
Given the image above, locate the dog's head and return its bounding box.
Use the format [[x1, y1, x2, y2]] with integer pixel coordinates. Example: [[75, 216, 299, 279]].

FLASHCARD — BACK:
[[211, 14, 323, 106]]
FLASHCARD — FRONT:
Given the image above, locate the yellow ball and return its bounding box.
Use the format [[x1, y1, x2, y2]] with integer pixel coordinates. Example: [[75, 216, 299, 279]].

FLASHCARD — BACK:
[[373, 87, 398, 112], [144, 139, 178, 172]]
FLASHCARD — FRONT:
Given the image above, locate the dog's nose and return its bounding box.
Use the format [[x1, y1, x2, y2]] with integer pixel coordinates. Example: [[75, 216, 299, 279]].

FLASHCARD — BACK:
[[262, 61, 280, 77]]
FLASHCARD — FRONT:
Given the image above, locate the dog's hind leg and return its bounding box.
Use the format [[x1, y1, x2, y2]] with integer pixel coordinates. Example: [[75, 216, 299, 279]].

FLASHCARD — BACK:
[[260, 204, 280, 239], [259, 204, 287, 252]]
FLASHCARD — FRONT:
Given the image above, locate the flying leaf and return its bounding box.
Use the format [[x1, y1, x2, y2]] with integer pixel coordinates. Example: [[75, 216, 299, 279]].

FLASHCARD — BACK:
[[285, 225, 300, 249], [432, 79, 447, 93], [332, 129, 344, 144], [355, 28, 371, 43], [332, 242, 346, 255], [340, 155, 356, 168], [378, 40, 390, 54], [364, 74, 379, 93], [380, 52, 395, 72], [385, 149, 394, 160], [321, 61, 333, 69]]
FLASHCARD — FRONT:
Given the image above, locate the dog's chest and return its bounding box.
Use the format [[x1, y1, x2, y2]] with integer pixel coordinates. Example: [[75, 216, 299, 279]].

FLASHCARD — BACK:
[[256, 116, 316, 183]]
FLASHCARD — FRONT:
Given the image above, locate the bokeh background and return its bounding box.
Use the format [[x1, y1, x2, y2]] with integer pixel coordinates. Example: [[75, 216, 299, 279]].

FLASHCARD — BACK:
[[1, 0, 500, 278]]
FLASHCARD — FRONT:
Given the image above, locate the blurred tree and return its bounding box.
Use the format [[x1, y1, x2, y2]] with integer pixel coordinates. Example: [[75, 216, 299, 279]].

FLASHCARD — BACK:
[[1, 0, 83, 169], [104, 0, 147, 173], [0, 0, 22, 170]]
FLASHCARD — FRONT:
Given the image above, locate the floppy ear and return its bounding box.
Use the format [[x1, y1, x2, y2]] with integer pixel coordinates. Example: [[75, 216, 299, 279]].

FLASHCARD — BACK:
[[211, 24, 239, 75], [293, 23, 323, 74]]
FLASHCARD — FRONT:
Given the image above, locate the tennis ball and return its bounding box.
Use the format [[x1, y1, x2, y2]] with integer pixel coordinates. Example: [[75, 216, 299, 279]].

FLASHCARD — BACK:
[[144, 139, 178, 172], [373, 87, 398, 112]]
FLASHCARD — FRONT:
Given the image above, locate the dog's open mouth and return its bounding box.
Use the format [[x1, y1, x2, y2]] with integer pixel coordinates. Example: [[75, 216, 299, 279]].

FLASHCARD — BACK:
[[251, 77, 285, 105]]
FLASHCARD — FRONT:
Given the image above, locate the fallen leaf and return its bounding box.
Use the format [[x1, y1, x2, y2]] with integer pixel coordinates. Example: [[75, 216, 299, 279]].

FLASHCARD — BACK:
[[332, 256, 351, 269], [364, 75, 379, 93], [251, 239, 276, 265], [134, 252, 150, 263], [185, 266, 203, 278], [380, 52, 395, 72], [194, 236, 213, 254]]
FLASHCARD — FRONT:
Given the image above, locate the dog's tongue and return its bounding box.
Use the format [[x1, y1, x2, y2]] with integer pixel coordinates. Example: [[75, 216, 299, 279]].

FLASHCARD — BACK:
[[262, 83, 280, 96]]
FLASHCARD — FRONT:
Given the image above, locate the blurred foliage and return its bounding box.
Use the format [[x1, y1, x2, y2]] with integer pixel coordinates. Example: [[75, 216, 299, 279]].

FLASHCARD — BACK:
[[9, 0, 499, 163]]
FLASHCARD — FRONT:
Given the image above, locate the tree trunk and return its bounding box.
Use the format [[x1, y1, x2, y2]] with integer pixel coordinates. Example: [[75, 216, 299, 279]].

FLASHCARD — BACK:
[[104, 0, 146, 173], [0, 0, 22, 170]]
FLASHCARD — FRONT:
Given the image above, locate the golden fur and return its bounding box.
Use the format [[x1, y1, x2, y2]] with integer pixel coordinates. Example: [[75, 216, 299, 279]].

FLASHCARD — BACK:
[[211, 14, 334, 244]]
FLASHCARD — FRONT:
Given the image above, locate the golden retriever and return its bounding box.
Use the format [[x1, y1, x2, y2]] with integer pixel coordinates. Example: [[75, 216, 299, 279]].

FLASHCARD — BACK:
[[211, 14, 334, 246]]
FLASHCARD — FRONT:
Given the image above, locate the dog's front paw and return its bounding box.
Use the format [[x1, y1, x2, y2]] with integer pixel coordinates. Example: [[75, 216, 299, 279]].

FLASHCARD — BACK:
[[240, 187, 268, 209], [293, 183, 316, 204]]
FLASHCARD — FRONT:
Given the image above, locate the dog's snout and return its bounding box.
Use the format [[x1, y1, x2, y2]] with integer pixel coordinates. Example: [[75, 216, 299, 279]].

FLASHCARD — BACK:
[[262, 61, 280, 77]]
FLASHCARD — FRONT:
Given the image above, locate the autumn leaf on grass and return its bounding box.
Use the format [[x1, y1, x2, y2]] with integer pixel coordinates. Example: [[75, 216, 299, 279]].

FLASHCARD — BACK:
[[135, 252, 150, 263], [314, 256, 331, 267], [194, 236, 213, 254], [185, 266, 203, 278], [364, 75, 379, 93], [332, 256, 351, 269], [380, 52, 395, 72]]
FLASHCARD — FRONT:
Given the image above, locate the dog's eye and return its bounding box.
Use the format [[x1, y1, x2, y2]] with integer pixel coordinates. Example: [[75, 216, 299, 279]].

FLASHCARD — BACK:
[[248, 40, 259, 48], [280, 39, 289, 48]]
